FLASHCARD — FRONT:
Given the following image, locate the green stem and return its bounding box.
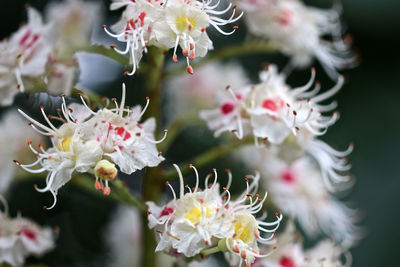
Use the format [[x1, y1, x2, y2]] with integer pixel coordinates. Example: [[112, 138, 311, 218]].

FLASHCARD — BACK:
[[158, 112, 202, 152], [80, 45, 129, 66], [141, 47, 166, 267], [163, 137, 253, 181], [200, 246, 221, 257], [72, 177, 146, 211], [166, 41, 277, 77]]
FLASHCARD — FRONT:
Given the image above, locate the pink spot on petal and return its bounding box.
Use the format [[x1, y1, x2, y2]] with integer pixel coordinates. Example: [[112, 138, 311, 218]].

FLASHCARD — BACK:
[[278, 9, 294, 26], [262, 99, 278, 111], [159, 207, 173, 217], [280, 169, 296, 184], [220, 102, 236, 115], [20, 228, 37, 241], [280, 256, 295, 267]]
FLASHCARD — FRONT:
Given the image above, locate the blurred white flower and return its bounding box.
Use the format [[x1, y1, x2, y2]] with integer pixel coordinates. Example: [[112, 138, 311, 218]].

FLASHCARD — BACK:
[[164, 62, 249, 123], [16, 84, 166, 208], [0, 7, 54, 106], [236, 0, 356, 79], [254, 222, 305, 267], [240, 148, 360, 247], [105, 205, 142, 267], [0, 196, 55, 267], [45, 0, 101, 58], [44, 0, 103, 96], [147, 164, 282, 266], [104, 0, 242, 75], [0, 111, 42, 193], [200, 65, 343, 144], [255, 222, 352, 267], [305, 239, 352, 267]]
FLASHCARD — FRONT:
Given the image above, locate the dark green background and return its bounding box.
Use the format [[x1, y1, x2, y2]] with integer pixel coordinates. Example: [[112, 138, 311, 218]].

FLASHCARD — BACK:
[[0, 0, 399, 266]]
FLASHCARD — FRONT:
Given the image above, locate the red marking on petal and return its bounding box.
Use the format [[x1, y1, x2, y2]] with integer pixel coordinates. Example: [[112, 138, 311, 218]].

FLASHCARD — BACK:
[[20, 229, 37, 240], [279, 256, 295, 267], [220, 102, 236, 115]]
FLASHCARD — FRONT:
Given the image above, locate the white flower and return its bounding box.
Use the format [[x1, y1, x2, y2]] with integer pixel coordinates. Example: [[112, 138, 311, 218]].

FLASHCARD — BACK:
[[147, 164, 282, 266], [45, 0, 101, 57], [243, 150, 360, 247], [293, 133, 354, 192], [103, 0, 242, 75], [16, 84, 166, 208], [0, 196, 55, 267], [103, 0, 160, 75], [0, 111, 43, 193], [236, 0, 356, 79], [200, 65, 343, 144], [0, 7, 54, 106], [153, 0, 242, 74], [105, 205, 142, 267], [305, 239, 352, 267], [255, 223, 352, 267], [164, 62, 249, 123], [80, 94, 167, 176], [254, 222, 306, 267], [46, 63, 76, 96]]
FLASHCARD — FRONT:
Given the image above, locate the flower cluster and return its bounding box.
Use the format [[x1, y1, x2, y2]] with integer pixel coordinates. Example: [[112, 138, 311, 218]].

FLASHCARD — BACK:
[[103, 0, 242, 75], [147, 164, 282, 266], [164, 62, 250, 123], [15, 84, 167, 209], [256, 222, 352, 267], [0, 1, 103, 105], [0, 196, 55, 267], [239, 149, 360, 247], [235, 0, 356, 78], [0, 8, 53, 106], [200, 65, 342, 144]]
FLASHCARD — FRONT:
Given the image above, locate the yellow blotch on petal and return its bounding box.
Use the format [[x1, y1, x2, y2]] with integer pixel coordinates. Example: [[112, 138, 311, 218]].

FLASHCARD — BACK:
[[175, 16, 198, 32], [233, 214, 257, 244], [185, 206, 211, 225]]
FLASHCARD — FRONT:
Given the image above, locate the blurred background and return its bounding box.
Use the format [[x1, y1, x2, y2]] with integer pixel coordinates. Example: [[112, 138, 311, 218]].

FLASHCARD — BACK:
[[0, 0, 399, 266]]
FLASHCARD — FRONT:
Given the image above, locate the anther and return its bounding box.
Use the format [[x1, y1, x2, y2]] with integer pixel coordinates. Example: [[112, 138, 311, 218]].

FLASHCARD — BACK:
[[187, 65, 194, 75], [103, 186, 111, 196]]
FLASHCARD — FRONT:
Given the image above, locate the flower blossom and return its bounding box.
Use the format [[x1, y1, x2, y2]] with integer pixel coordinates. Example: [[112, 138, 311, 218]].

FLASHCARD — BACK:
[[254, 222, 306, 267], [147, 164, 282, 266], [200, 65, 343, 144], [255, 222, 352, 267], [44, 0, 102, 95], [164, 62, 249, 123], [15, 84, 167, 209], [0, 7, 54, 106], [239, 149, 360, 247], [103, 0, 242, 75], [0, 111, 43, 193], [280, 131, 355, 192], [235, 0, 356, 79], [0, 196, 55, 267]]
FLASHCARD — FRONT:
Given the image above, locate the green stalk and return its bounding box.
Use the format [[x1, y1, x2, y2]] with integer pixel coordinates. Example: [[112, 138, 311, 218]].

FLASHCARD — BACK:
[[141, 47, 166, 267], [163, 137, 253, 180]]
